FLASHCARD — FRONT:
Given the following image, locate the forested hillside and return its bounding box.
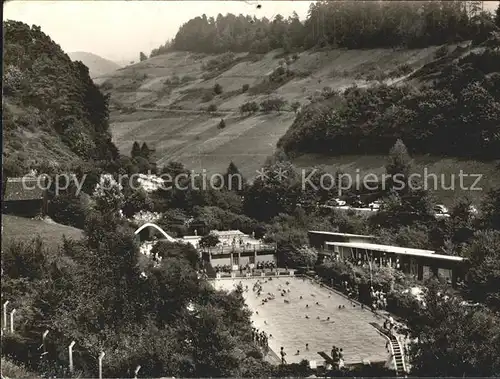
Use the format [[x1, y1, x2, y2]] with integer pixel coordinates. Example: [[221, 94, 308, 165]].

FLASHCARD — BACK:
[[153, 1, 497, 56], [278, 41, 500, 160], [2, 21, 119, 176], [144, 1, 500, 162]]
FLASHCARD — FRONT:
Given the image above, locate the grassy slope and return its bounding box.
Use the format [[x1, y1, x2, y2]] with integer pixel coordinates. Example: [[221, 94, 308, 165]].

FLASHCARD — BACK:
[[2, 215, 83, 249], [105, 47, 442, 174], [105, 44, 498, 204]]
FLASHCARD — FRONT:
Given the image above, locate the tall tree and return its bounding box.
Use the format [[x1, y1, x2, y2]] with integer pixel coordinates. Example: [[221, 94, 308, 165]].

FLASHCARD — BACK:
[[139, 52, 147, 62], [496, 3, 500, 27], [131, 141, 141, 158], [224, 161, 245, 192], [140, 142, 151, 161], [386, 139, 413, 193]]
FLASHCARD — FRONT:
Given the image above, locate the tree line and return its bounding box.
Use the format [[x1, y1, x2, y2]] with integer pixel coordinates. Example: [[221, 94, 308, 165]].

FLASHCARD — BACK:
[[151, 1, 499, 56]]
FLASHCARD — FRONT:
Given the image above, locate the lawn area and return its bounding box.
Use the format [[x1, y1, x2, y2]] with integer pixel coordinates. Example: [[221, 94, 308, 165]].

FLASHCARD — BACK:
[[2, 214, 83, 249], [212, 276, 388, 366]]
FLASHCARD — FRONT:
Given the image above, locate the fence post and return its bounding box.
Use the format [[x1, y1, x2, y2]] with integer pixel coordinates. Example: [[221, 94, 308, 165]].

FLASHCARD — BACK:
[[42, 330, 49, 354], [134, 365, 141, 378], [98, 351, 105, 379], [10, 309, 16, 333], [3, 301, 9, 330], [69, 341, 76, 374]]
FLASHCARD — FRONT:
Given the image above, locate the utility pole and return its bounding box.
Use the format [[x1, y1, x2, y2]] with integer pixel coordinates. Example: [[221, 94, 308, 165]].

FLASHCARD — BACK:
[[9, 309, 16, 333], [42, 330, 49, 354], [3, 301, 9, 330], [134, 365, 141, 379]]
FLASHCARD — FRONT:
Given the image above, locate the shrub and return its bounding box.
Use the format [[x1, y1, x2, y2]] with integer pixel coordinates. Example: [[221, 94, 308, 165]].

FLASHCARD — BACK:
[[242, 83, 250, 93], [291, 101, 301, 114], [218, 118, 226, 129], [240, 101, 259, 115], [213, 83, 223, 94], [434, 45, 449, 59], [207, 103, 217, 112], [260, 97, 287, 112], [202, 92, 214, 102], [181, 75, 195, 83]]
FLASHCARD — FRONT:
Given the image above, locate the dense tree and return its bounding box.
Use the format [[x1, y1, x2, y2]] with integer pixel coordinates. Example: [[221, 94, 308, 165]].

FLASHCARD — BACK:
[[223, 161, 245, 193], [386, 139, 413, 193], [122, 188, 153, 218], [131, 141, 141, 159], [481, 187, 500, 230], [240, 101, 259, 115], [213, 83, 223, 94], [407, 283, 500, 376], [496, 3, 500, 27], [277, 245, 318, 269], [463, 230, 500, 311], [199, 233, 220, 248], [139, 52, 147, 62], [3, 21, 118, 171], [243, 160, 300, 221], [153, 3, 493, 56], [140, 142, 152, 161]]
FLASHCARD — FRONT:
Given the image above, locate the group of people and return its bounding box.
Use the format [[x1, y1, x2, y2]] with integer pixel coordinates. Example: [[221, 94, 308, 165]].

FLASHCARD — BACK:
[[252, 327, 269, 353], [330, 254, 403, 271], [214, 261, 277, 275], [214, 264, 233, 274], [371, 288, 388, 311], [256, 260, 276, 271]]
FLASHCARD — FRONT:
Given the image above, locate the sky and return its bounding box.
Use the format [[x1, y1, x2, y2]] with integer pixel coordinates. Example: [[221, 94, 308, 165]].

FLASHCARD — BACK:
[[3, 0, 313, 63], [4, 1, 499, 64]]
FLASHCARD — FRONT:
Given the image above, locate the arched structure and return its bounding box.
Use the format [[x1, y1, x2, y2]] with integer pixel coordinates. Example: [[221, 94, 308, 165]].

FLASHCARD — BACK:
[[134, 223, 178, 243]]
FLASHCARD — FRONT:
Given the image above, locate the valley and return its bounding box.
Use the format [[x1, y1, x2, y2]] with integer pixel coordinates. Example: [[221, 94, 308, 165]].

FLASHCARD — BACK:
[[103, 45, 499, 205]]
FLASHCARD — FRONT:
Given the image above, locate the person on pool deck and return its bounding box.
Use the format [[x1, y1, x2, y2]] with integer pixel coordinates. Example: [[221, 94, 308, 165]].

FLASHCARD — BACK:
[[280, 347, 287, 364]]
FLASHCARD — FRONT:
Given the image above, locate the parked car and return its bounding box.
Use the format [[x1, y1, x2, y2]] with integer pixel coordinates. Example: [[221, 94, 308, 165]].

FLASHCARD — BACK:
[[434, 204, 449, 214], [351, 199, 365, 208], [434, 204, 450, 218], [369, 200, 384, 211], [327, 198, 346, 206]]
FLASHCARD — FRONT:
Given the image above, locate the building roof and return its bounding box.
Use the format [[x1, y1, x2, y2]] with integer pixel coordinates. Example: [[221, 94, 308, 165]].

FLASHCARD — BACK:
[[308, 230, 376, 239], [326, 241, 465, 262], [3, 178, 45, 201]]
